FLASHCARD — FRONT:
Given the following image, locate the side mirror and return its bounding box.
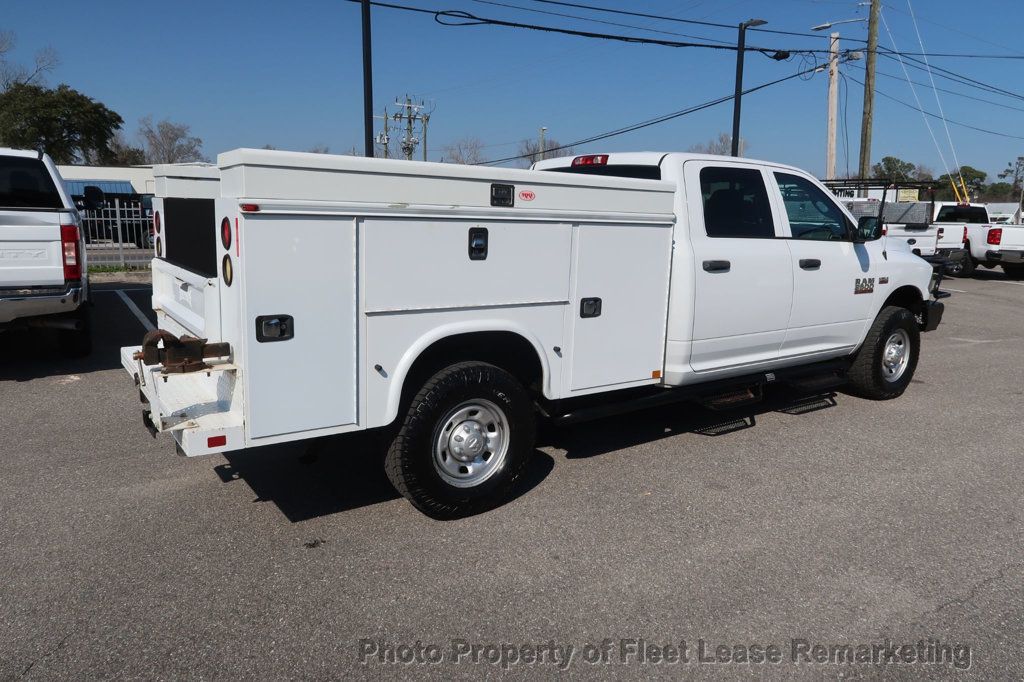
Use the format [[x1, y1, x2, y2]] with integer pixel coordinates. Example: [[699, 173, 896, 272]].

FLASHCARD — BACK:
[[83, 185, 106, 211], [855, 216, 883, 242]]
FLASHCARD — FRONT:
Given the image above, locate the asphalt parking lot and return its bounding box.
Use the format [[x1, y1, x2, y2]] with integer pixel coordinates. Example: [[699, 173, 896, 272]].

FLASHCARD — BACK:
[[1, 272, 1022, 679]]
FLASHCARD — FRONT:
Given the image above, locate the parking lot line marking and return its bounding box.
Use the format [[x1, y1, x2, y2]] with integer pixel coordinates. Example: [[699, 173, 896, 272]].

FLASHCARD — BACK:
[[943, 287, 967, 293], [93, 287, 151, 293], [116, 290, 156, 332]]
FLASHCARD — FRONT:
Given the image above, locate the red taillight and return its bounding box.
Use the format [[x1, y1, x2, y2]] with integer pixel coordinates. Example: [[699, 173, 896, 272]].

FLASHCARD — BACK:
[[60, 224, 81, 281], [220, 217, 232, 250], [240, 203, 260, 213], [988, 228, 1002, 245], [153, 211, 161, 234], [962, 226, 968, 244], [207, 435, 227, 448], [571, 154, 608, 167]]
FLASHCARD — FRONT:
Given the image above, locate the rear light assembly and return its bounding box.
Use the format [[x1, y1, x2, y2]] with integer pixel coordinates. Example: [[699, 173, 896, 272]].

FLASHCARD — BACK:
[[60, 224, 81, 281], [571, 154, 609, 167], [937, 227, 944, 240], [153, 211, 161, 234], [962, 226, 968, 244], [987, 228, 1003, 245]]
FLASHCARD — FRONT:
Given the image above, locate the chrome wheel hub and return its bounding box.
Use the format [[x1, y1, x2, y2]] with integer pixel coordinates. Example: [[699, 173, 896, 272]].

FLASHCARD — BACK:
[[433, 399, 510, 488], [881, 329, 911, 383]]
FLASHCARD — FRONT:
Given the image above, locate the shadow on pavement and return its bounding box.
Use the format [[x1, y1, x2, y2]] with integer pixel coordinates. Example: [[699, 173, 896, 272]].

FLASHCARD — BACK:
[[216, 433, 555, 523]]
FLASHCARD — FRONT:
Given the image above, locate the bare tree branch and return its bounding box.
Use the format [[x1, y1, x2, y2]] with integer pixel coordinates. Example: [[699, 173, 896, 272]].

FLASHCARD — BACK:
[[442, 137, 485, 165]]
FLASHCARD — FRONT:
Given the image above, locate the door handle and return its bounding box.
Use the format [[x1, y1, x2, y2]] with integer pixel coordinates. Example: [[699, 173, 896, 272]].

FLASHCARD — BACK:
[[702, 260, 731, 273], [799, 259, 821, 270]]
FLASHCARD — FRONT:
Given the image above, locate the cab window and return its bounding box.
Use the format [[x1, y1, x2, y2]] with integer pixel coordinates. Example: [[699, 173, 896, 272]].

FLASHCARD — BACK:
[[775, 172, 853, 241], [699, 167, 775, 238]]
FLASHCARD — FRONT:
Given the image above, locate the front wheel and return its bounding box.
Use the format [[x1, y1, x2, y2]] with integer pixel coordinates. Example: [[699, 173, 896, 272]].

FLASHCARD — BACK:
[[385, 362, 536, 518], [846, 306, 920, 400]]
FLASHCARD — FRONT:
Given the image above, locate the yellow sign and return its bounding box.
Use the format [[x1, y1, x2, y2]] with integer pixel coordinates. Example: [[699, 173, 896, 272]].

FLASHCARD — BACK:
[[896, 188, 919, 202]]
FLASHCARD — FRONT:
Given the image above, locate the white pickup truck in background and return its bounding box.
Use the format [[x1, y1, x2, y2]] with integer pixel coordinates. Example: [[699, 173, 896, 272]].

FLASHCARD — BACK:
[[121, 150, 945, 517], [0, 148, 92, 355], [943, 202, 1024, 278]]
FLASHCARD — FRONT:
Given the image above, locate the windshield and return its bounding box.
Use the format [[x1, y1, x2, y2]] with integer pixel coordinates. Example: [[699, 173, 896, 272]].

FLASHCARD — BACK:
[[544, 164, 661, 180], [0, 155, 63, 209], [935, 205, 988, 224]]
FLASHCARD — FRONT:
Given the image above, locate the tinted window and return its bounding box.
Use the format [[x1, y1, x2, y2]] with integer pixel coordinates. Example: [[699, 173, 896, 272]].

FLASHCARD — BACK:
[[161, 197, 217, 277], [699, 167, 775, 238], [935, 205, 989, 223], [775, 172, 852, 241], [546, 164, 661, 180], [0, 155, 63, 209]]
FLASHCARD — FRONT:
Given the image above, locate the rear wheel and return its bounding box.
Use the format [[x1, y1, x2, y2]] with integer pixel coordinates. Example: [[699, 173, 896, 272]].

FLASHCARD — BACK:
[[952, 253, 975, 277], [385, 362, 535, 518], [846, 306, 920, 400]]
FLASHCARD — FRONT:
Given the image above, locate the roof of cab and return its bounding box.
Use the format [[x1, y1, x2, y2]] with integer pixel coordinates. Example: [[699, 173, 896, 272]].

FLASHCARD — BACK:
[[532, 151, 808, 175], [0, 147, 45, 159]]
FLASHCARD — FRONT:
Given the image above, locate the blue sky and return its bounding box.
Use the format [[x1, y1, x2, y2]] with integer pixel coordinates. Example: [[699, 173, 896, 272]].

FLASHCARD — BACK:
[[3, 0, 1022, 178]]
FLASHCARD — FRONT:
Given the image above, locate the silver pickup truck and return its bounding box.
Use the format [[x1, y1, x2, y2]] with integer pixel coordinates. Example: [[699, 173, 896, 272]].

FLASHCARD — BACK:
[[0, 148, 92, 356]]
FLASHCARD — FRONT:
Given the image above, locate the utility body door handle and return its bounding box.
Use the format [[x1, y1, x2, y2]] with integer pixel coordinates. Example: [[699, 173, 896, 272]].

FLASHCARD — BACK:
[[799, 259, 822, 270], [702, 260, 731, 273]]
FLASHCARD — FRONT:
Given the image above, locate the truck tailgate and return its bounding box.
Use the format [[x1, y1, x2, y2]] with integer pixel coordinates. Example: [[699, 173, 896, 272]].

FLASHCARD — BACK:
[[886, 223, 936, 256], [0, 209, 67, 288], [998, 225, 1024, 250], [151, 258, 221, 339]]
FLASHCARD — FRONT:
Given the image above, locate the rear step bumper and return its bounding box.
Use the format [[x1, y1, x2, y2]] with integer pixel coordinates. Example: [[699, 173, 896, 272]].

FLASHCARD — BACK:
[[985, 250, 1024, 264], [121, 344, 244, 456], [0, 285, 83, 325]]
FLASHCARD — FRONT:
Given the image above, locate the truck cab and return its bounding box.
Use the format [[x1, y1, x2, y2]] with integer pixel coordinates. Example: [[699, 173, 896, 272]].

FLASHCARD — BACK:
[[944, 202, 1024, 278], [0, 148, 91, 355]]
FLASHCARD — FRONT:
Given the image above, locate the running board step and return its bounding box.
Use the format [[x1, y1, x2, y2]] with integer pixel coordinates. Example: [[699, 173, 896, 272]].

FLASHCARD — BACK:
[[786, 372, 846, 393], [700, 385, 763, 411]]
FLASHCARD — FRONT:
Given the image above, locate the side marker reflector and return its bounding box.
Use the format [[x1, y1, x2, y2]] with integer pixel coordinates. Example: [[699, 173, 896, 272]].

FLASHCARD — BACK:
[[207, 435, 227, 448]]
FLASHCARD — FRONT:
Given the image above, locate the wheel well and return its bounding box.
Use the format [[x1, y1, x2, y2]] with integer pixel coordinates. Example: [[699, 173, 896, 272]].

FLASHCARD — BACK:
[[402, 331, 545, 404], [883, 285, 925, 314]]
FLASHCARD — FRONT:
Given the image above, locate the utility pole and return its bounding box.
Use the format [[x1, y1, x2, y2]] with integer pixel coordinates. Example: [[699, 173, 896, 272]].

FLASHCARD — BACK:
[[374, 106, 390, 158], [539, 127, 547, 161], [360, 0, 374, 158], [404, 96, 415, 161], [731, 18, 766, 157], [857, 0, 881, 184], [422, 113, 429, 162], [825, 32, 839, 179]]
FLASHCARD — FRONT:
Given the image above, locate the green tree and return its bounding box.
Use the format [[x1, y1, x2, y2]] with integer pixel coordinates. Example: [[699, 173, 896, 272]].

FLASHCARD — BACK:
[[936, 165, 987, 201], [0, 83, 123, 163], [998, 156, 1024, 193], [870, 156, 917, 180], [982, 181, 1013, 201]]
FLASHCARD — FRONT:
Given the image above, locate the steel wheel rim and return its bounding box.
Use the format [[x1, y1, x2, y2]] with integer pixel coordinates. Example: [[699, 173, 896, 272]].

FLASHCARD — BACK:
[[432, 399, 510, 488], [881, 328, 911, 383]]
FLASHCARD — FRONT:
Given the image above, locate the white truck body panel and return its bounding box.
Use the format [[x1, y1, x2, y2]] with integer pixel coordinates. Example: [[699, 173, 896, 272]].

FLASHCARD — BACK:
[[124, 150, 936, 457]]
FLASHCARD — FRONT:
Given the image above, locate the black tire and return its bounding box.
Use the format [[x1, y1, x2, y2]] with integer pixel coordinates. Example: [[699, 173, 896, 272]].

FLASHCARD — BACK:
[[58, 305, 92, 358], [846, 306, 920, 400], [385, 361, 535, 519], [954, 253, 976, 277], [1003, 264, 1024, 280]]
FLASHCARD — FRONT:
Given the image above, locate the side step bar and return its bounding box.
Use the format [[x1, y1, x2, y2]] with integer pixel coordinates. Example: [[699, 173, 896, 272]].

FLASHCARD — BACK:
[[546, 359, 848, 426]]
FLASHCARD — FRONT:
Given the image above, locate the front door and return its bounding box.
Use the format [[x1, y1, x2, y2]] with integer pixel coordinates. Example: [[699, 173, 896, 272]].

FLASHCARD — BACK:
[[770, 171, 882, 357], [684, 161, 793, 373]]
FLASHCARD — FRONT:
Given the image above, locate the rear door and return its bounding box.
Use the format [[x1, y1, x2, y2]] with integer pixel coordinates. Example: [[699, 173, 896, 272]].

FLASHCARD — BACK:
[[0, 154, 69, 288], [683, 161, 793, 373]]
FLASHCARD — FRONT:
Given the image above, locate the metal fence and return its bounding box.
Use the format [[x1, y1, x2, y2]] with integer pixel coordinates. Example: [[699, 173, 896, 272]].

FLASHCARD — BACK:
[[82, 198, 153, 269]]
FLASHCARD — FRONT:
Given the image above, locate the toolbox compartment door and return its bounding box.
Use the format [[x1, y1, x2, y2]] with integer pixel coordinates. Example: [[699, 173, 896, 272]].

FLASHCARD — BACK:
[[242, 214, 358, 439]]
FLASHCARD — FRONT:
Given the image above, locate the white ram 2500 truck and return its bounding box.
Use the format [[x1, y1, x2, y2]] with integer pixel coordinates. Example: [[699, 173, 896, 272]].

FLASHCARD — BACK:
[[943, 202, 1024, 278], [121, 150, 945, 517], [0, 148, 91, 355]]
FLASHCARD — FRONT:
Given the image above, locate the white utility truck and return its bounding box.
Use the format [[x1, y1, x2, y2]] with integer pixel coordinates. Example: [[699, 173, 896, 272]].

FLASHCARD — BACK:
[[1, 148, 92, 355], [940, 202, 1024, 278], [121, 150, 945, 517]]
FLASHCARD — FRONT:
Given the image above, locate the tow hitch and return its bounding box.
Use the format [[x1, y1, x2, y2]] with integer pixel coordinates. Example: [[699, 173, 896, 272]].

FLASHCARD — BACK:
[[133, 329, 231, 374]]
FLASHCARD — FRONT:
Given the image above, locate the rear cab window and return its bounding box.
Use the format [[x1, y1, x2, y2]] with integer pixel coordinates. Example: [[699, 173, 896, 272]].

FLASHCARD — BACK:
[[543, 164, 661, 180], [935, 205, 989, 223], [698, 167, 775, 238], [0, 155, 64, 210]]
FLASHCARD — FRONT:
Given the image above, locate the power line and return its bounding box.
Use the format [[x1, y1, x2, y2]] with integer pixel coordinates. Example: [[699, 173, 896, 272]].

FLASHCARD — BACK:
[[481, 61, 839, 165], [879, 50, 1024, 102], [846, 75, 1024, 141], [469, 0, 735, 45], [858, 65, 1024, 114]]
